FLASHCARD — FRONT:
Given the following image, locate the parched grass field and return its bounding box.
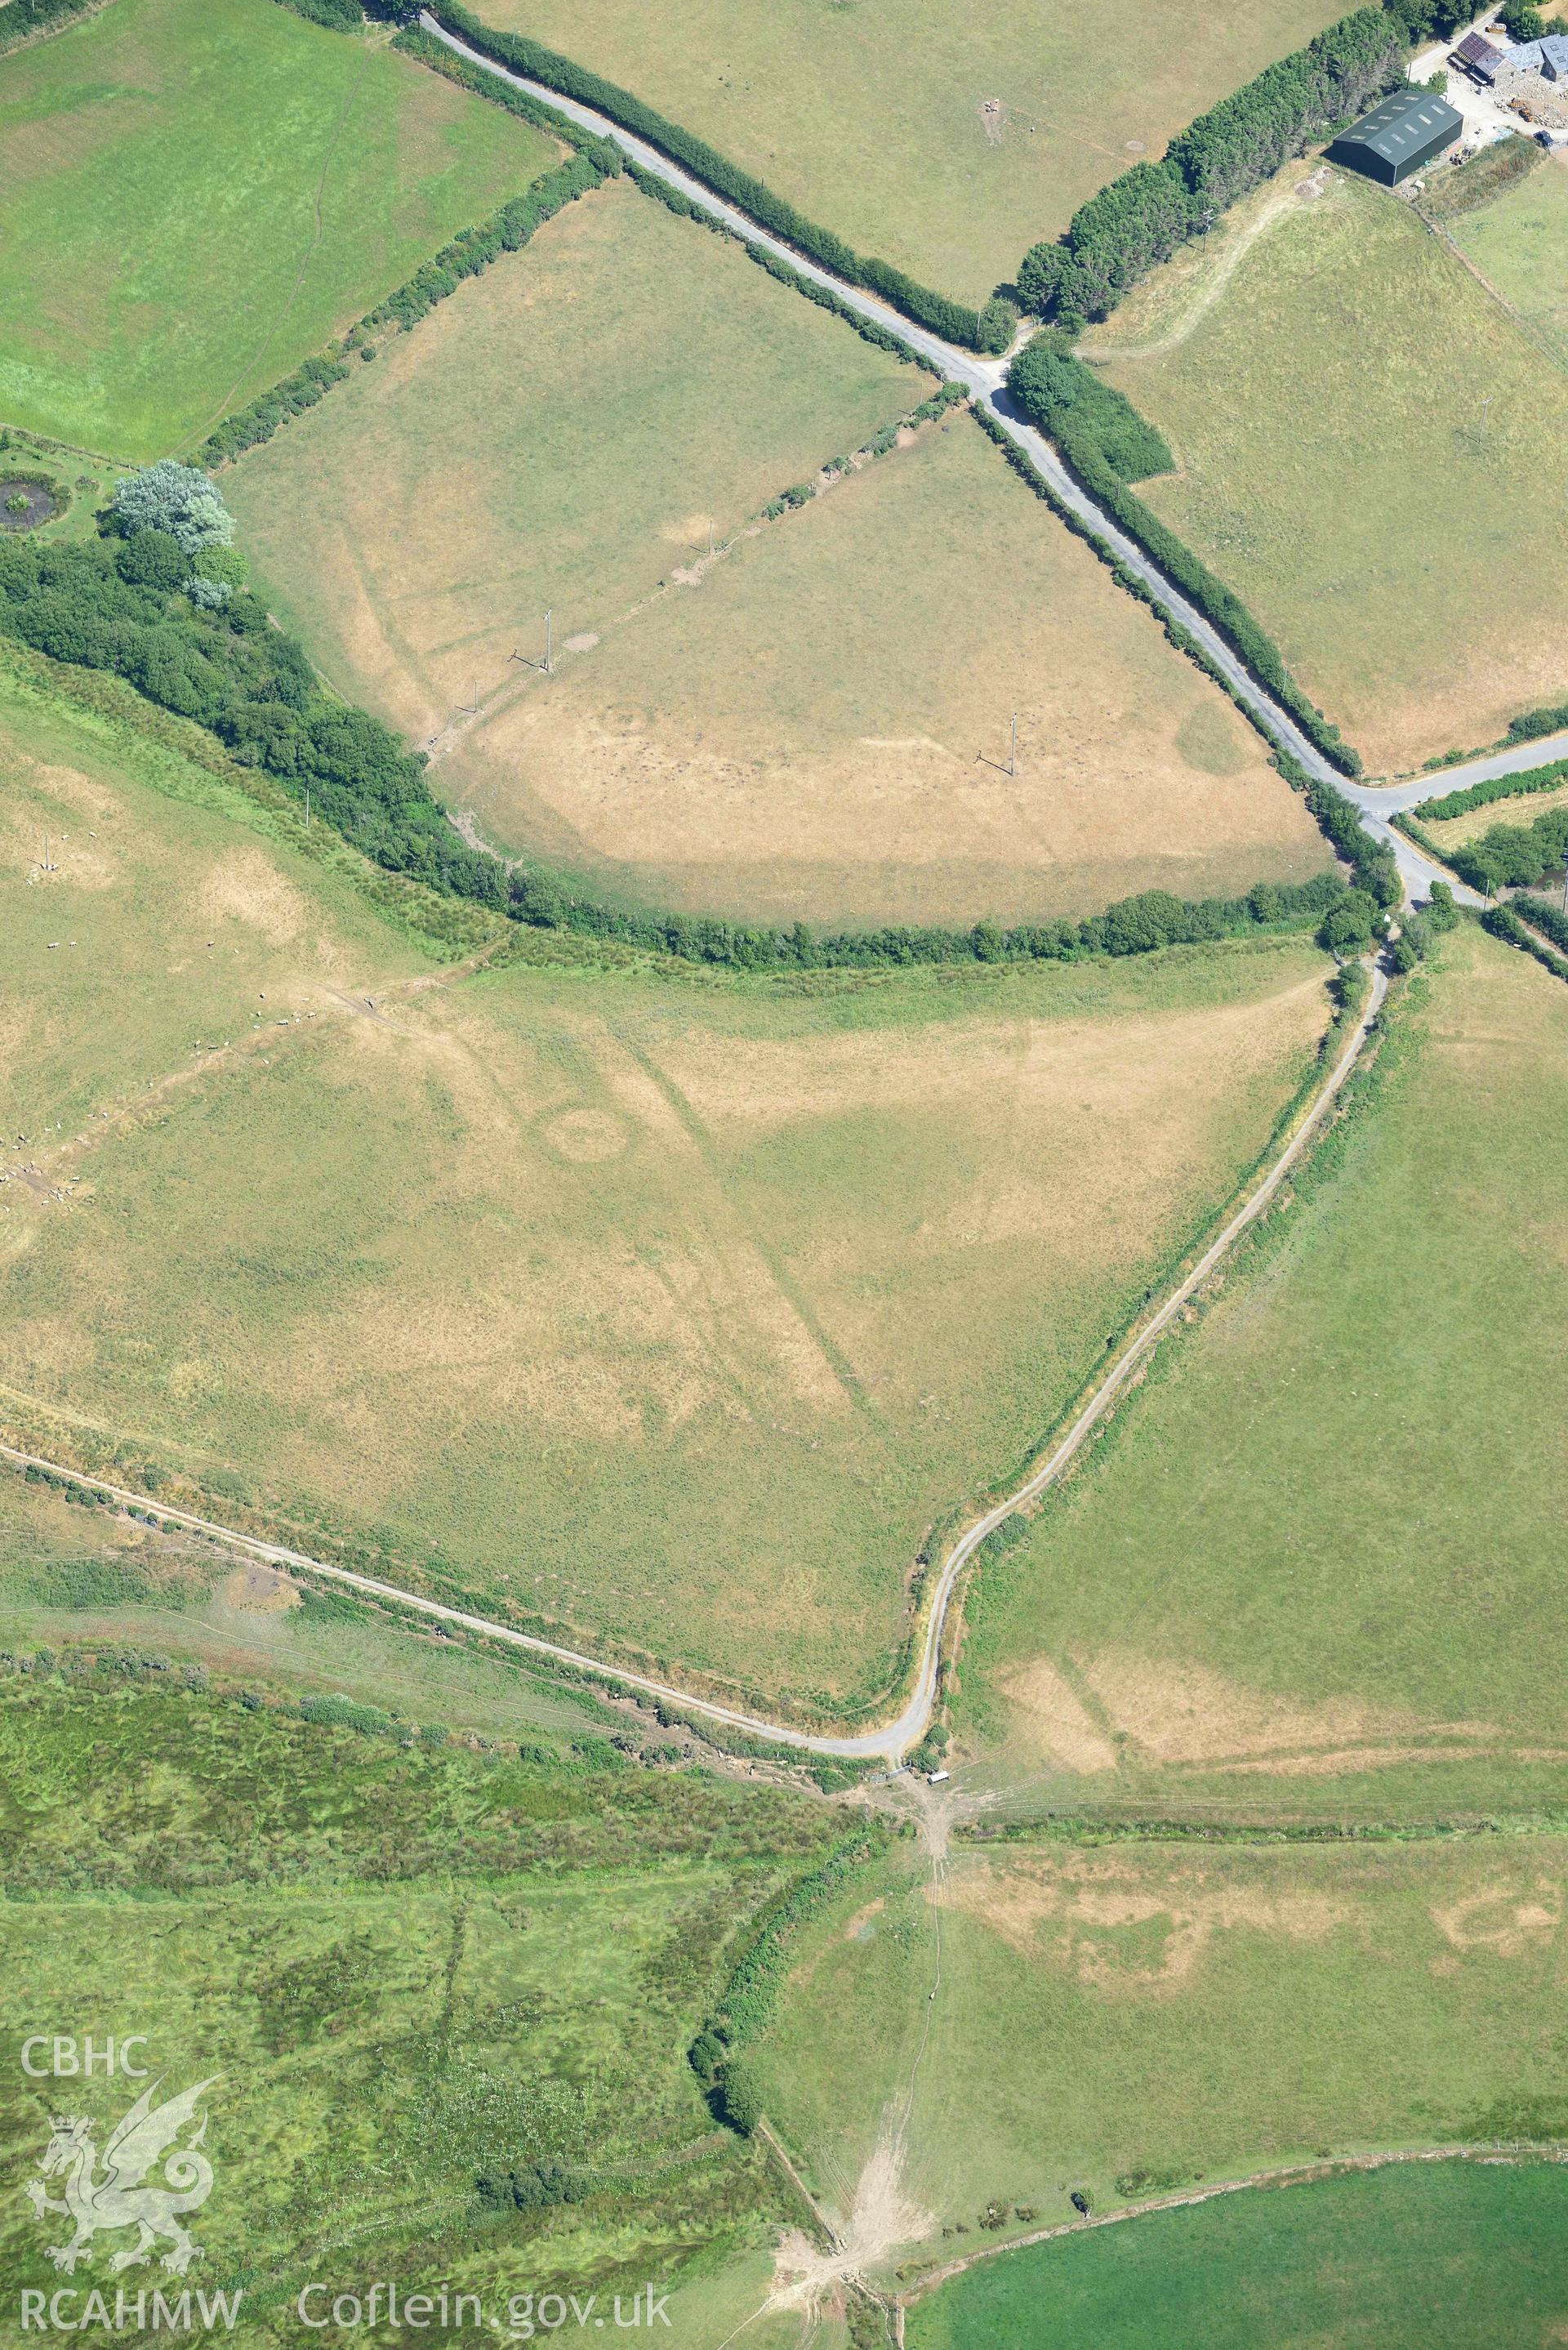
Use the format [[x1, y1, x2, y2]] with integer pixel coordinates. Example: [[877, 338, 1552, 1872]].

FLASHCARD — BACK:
[[1087, 167, 1568, 771], [907, 2160, 1568, 2348], [1452, 149, 1568, 367], [0, 0, 555, 460], [755, 1831, 1568, 2254], [476, 0, 1348, 305], [0, 1672, 832, 2338], [956, 924, 1568, 1815], [226, 181, 1330, 930], [0, 667, 1336, 1713], [228, 179, 915, 759], [441, 411, 1332, 929]]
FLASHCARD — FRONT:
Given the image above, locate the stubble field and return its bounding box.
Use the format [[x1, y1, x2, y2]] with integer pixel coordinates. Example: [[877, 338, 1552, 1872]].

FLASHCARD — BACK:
[[1087, 167, 1568, 770], [0, 0, 555, 458], [0, 666, 1336, 1715], [471, 0, 1348, 305]]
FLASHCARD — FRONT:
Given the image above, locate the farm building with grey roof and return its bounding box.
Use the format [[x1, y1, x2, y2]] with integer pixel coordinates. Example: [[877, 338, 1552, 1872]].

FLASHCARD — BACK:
[[1330, 88, 1464, 185]]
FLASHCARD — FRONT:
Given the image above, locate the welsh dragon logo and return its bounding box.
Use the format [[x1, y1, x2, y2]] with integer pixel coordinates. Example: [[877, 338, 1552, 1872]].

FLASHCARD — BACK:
[[27, 2076, 218, 2276]]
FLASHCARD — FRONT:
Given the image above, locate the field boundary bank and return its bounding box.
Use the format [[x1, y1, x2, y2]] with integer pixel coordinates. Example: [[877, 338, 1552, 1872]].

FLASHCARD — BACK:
[[0, 956, 1388, 1759], [894, 2144, 1568, 2313]]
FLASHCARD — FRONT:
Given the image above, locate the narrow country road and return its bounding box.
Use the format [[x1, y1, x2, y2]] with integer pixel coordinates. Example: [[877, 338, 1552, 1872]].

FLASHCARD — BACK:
[[422, 16, 1551, 914], [0, 960, 1387, 1761]]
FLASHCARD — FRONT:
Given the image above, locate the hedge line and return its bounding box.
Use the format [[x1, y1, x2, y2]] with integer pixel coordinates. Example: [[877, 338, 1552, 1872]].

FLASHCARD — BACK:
[[1412, 754, 1568, 823], [1516, 894, 1568, 956], [0, 0, 100, 52], [710, 1831, 882, 2051], [1018, 5, 1408, 323], [1505, 694, 1568, 744], [0, 517, 1377, 974], [1482, 901, 1568, 982], [1445, 803, 1568, 894], [625, 161, 938, 373], [391, 20, 622, 155], [271, 0, 363, 29], [1005, 337, 1173, 484], [198, 148, 611, 465], [1002, 354, 1361, 775], [421, 0, 1014, 351]]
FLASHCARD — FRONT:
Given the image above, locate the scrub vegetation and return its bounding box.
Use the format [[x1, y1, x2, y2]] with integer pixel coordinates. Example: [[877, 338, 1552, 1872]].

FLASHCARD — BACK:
[[906, 2160, 1568, 2349], [0, 1665, 839, 2337]]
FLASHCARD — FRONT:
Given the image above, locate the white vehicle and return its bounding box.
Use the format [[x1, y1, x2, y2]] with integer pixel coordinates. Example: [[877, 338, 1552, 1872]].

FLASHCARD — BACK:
[[926, 1768, 951, 1785]]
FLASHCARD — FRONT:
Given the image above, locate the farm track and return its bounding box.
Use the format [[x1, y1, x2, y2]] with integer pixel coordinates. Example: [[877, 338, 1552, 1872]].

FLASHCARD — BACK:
[[0, 958, 1388, 1759]]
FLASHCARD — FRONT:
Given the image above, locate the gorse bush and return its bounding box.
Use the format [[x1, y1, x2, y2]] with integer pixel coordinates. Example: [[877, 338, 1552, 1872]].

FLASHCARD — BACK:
[[1017, 6, 1407, 324]]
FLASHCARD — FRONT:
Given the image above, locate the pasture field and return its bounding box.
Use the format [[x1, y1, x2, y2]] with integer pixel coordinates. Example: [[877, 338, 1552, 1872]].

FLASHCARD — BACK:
[[0, 1672, 834, 2335], [0, 0, 554, 460], [474, 0, 1348, 305], [906, 2160, 1568, 2349], [956, 924, 1568, 1815], [1452, 149, 1568, 366], [754, 1831, 1568, 2253], [1087, 168, 1568, 771], [0, 663, 1337, 1711], [437, 410, 1332, 930], [0, 643, 431, 1144], [226, 177, 923, 772]]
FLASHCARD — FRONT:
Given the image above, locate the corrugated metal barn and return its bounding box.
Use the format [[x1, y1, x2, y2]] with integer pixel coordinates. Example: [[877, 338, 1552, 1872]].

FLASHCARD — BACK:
[[1330, 88, 1464, 185]]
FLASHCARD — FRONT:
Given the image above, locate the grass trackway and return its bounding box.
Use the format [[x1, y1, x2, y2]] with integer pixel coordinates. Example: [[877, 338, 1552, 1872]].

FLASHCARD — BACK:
[[0, 960, 1388, 1759]]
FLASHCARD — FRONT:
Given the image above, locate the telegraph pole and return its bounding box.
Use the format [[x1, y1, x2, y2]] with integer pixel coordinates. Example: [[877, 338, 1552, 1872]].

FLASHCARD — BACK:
[[1009, 714, 1018, 778]]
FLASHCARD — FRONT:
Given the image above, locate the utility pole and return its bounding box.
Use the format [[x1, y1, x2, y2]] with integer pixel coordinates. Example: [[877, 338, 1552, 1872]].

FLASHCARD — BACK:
[[1009, 713, 1018, 778], [304, 787, 310, 830], [510, 609, 553, 674]]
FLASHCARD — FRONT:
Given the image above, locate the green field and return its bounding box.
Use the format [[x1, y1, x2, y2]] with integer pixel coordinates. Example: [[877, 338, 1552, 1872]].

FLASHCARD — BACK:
[[435, 408, 1331, 929], [906, 2161, 1568, 2348], [753, 1831, 1568, 2257], [956, 923, 1568, 1816], [1453, 150, 1568, 367], [0, 0, 554, 458], [0, 658, 1334, 1714], [0, 1667, 837, 2339], [1089, 168, 1568, 771], [478, 0, 1347, 305]]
